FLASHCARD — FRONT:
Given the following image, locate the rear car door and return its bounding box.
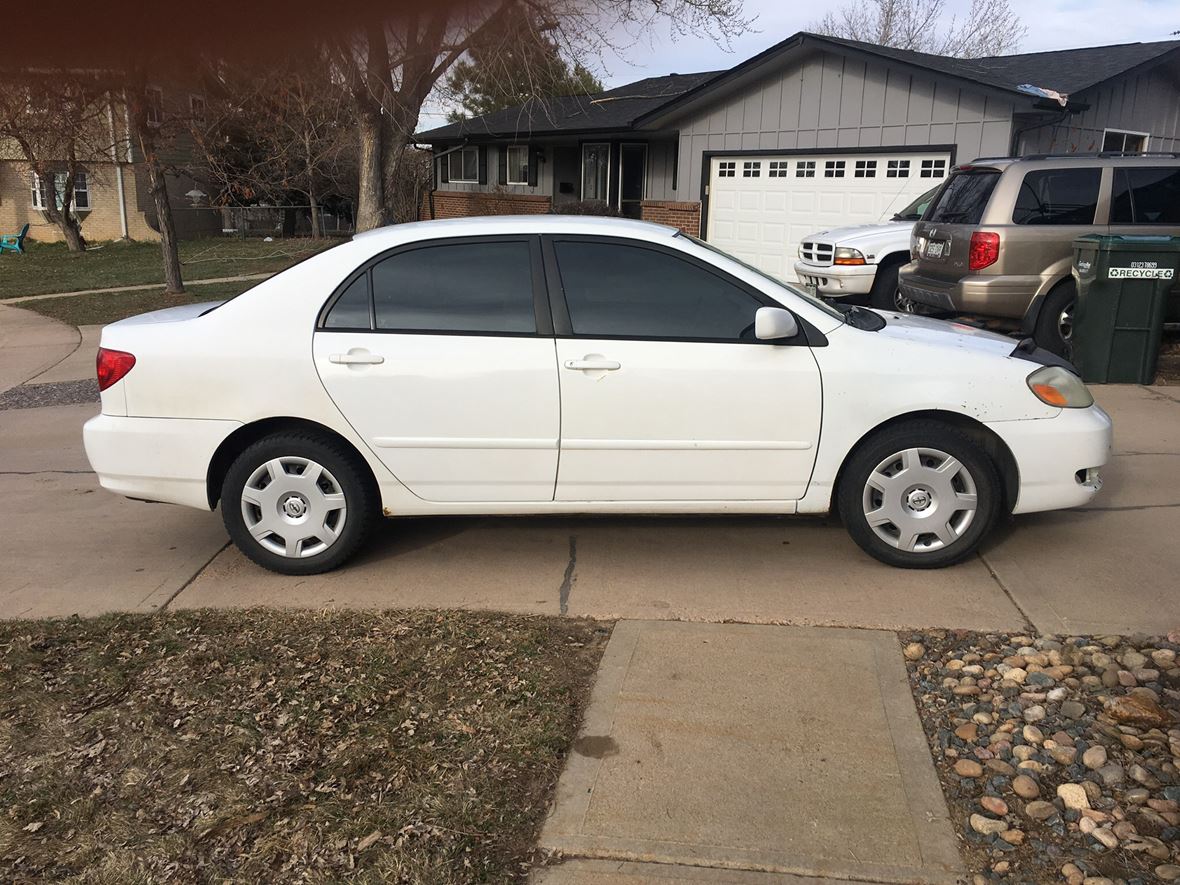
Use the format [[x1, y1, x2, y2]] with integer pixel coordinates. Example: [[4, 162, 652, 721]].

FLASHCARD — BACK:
[[1109, 164, 1180, 312], [545, 236, 822, 502], [313, 236, 560, 502]]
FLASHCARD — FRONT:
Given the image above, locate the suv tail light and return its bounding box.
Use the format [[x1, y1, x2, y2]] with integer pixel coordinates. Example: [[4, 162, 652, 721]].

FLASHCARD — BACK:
[[96, 347, 136, 391], [969, 231, 1000, 271]]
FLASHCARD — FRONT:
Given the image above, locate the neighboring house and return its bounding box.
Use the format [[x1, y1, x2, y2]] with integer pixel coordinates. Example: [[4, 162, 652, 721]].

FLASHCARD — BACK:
[[416, 32, 1180, 281], [0, 83, 220, 244]]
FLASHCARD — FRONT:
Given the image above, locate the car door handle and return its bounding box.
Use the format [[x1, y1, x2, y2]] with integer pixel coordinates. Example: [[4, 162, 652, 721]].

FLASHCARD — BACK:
[[564, 358, 621, 371], [329, 351, 385, 365]]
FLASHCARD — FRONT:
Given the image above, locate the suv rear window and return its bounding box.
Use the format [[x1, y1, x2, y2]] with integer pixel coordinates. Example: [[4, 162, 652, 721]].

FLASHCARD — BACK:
[[1111, 167, 1180, 224], [1012, 168, 1101, 225], [925, 169, 999, 224]]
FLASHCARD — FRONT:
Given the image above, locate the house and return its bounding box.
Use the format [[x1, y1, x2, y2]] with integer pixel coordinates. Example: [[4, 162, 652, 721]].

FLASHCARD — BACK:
[[416, 32, 1180, 280], [0, 82, 220, 245]]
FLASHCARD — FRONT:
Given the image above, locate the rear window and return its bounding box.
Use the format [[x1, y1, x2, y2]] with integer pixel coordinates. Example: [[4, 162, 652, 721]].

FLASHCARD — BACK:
[[1111, 167, 1180, 224], [925, 170, 1000, 225], [1012, 168, 1101, 225]]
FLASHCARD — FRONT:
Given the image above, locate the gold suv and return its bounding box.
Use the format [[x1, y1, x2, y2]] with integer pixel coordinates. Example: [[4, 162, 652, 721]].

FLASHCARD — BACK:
[[899, 154, 1180, 355]]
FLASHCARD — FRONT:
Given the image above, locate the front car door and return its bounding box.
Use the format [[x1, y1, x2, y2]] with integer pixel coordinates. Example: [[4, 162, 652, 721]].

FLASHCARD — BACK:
[[313, 236, 560, 502], [545, 235, 823, 501]]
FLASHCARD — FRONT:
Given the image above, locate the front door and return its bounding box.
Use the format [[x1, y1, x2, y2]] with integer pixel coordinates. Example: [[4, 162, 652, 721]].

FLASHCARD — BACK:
[[619, 144, 647, 218], [313, 236, 560, 502], [546, 236, 823, 501]]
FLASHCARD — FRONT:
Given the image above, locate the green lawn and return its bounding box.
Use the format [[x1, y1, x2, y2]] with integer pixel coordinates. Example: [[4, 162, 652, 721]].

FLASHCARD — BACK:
[[0, 609, 609, 883], [0, 237, 339, 299], [10, 281, 253, 327]]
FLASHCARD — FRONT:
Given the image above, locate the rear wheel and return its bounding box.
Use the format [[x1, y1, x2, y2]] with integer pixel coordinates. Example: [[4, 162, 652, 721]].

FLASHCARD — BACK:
[[868, 261, 917, 312], [1033, 281, 1076, 358], [221, 432, 376, 575], [837, 421, 1001, 569]]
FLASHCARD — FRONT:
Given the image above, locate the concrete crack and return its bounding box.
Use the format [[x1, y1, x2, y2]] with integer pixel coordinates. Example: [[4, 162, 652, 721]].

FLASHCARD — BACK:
[[977, 550, 1036, 635], [559, 535, 577, 616], [0, 469, 95, 475]]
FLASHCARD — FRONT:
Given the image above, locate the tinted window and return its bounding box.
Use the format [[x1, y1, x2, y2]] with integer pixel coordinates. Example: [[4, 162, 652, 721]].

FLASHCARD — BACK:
[[554, 241, 762, 340], [1012, 168, 1101, 225], [1111, 167, 1180, 224], [372, 241, 535, 334], [926, 170, 1000, 224], [324, 274, 371, 329]]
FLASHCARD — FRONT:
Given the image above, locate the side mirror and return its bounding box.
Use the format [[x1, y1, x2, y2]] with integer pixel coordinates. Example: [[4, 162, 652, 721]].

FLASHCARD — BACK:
[[755, 306, 799, 341]]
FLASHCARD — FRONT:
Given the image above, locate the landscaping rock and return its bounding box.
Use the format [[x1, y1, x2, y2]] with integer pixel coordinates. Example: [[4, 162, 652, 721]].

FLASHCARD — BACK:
[[1058, 783, 1090, 810], [1012, 774, 1039, 799], [969, 813, 1009, 835]]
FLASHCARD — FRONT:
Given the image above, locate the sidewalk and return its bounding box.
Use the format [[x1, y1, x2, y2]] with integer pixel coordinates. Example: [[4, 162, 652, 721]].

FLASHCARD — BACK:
[[0, 304, 79, 395], [0, 272, 273, 304]]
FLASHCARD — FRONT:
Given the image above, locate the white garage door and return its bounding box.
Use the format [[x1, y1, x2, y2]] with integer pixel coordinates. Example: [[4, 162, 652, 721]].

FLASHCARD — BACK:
[[705, 151, 951, 281]]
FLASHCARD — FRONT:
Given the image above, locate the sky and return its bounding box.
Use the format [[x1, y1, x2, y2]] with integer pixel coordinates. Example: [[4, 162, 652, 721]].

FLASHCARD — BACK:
[[418, 0, 1177, 129]]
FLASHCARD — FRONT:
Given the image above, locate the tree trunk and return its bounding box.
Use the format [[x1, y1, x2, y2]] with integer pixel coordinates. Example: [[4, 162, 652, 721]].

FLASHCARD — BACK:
[[59, 216, 86, 252], [144, 153, 184, 294], [355, 105, 385, 231], [308, 188, 321, 238]]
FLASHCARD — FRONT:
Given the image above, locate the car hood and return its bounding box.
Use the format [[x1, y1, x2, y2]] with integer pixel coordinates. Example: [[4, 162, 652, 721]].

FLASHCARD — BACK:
[[805, 220, 914, 243], [109, 302, 226, 327], [872, 310, 1018, 358]]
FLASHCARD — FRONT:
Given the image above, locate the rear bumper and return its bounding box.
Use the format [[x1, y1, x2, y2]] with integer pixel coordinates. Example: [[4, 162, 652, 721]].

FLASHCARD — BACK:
[[793, 261, 876, 296], [83, 414, 241, 510], [986, 404, 1113, 515], [899, 267, 1040, 318]]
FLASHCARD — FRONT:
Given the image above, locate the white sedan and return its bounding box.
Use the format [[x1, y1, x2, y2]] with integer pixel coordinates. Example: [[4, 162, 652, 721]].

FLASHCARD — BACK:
[[84, 216, 1112, 574]]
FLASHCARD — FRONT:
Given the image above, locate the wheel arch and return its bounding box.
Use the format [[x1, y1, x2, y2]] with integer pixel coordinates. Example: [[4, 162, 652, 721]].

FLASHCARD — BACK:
[[873, 249, 911, 269], [831, 409, 1019, 516], [1020, 274, 1075, 336], [206, 416, 380, 510]]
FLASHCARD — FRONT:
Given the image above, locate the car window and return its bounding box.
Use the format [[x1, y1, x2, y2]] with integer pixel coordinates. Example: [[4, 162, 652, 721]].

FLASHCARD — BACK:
[[1111, 167, 1180, 224], [925, 170, 1000, 224], [553, 241, 763, 340], [1012, 168, 1101, 225], [895, 186, 941, 221], [323, 274, 372, 329], [371, 241, 535, 334]]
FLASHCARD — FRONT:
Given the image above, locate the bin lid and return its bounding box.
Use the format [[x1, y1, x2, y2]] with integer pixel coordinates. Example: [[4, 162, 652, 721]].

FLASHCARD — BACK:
[[1074, 234, 1180, 251]]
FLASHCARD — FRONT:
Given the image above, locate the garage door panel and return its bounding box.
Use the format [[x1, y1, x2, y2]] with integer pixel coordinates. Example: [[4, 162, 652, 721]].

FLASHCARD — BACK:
[[706, 150, 949, 281]]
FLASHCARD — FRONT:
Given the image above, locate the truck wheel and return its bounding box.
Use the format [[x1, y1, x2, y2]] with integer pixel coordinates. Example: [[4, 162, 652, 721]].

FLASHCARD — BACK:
[[1033, 282, 1076, 358], [868, 262, 916, 312]]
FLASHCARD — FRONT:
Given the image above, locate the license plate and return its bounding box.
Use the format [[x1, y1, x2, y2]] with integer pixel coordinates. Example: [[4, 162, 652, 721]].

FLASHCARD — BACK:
[[925, 241, 946, 259]]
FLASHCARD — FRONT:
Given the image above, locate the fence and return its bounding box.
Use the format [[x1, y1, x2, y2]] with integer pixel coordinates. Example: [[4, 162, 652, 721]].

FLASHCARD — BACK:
[[211, 205, 355, 238]]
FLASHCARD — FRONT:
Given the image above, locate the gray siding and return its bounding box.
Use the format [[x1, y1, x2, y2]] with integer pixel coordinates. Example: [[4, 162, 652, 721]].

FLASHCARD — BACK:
[[644, 141, 678, 200], [670, 49, 1015, 201], [1019, 64, 1180, 154]]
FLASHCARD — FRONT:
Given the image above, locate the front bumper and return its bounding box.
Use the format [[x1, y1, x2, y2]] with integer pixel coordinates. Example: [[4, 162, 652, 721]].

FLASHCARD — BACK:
[[986, 404, 1113, 515], [899, 267, 1041, 319], [793, 261, 876, 296], [83, 413, 242, 510]]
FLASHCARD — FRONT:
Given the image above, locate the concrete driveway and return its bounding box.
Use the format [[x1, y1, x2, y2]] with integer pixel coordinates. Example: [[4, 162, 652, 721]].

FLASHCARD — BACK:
[[1, 311, 1177, 634]]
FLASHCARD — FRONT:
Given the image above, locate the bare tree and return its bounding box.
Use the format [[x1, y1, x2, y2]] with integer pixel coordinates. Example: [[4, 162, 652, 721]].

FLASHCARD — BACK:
[[334, 0, 752, 230], [0, 73, 113, 251], [813, 0, 1026, 58]]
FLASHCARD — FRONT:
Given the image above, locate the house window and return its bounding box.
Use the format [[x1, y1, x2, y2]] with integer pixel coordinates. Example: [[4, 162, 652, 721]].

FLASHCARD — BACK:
[[146, 86, 164, 126], [506, 145, 530, 185], [189, 94, 206, 124], [31, 172, 89, 211], [768, 161, 788, 177], [887, 159, 910, 178], [448, 146, 479, 183], [796, 161, 816, 178], [582, 143, 609, 200], [1102, 129, 1149, 153], [717, 160, 736, 178], [920, 159, 947, 178], [854, 160, 877, 178], [742, 161, 761, 178], [824, 160, 845, 178]]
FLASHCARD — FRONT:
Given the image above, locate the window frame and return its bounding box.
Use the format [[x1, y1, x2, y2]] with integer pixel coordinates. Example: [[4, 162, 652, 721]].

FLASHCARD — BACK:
[[540, 234, 808, 347], [505, 145, 530, 186], [1110, 165, 1180, 225], [316, 235, 552, 337], [1011, 166, 1102, 226], [447, 146, 480, 183], [31, 171, 89, 211], [1102, 128, 1149, 153], [824, 160, 845, 178], [145, 86, 164, 126], [189, 93, 206, 124], [580, 142, 610, 201]]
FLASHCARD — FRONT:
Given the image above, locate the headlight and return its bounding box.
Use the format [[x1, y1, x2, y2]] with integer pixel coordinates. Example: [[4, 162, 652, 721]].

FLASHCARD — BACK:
[[833, 247, 866, 266], [1026, 366, 1094, 408]]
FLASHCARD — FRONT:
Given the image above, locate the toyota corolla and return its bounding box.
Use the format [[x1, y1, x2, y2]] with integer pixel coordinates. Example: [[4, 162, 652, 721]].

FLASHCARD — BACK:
[[83, 216, 1112, 574]]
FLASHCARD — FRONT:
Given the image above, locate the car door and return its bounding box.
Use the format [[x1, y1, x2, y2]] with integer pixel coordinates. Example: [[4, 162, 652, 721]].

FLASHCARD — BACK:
[[545, 236, 823, 502], [313, 236, 560, 502]]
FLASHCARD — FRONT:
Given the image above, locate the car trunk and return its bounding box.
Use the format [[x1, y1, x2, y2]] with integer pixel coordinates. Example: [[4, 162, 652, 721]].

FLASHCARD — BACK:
[[911, 167, 1003, 284]]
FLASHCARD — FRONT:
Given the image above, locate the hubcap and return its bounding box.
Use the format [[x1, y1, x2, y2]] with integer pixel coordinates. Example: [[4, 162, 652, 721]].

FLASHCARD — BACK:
[[1059, 301, 1075, 342], [240, 457, 347, 558], [894, 288, 918, 313], [861, 447, 978, 553]]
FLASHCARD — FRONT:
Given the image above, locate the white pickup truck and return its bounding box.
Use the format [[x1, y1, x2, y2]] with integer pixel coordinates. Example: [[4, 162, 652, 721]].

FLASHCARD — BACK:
[[793, 187, 939, 312]]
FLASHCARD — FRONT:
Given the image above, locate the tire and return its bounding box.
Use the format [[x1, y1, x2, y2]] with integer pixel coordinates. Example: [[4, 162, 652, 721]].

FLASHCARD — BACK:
[[221, 432, 377, 575], [837, 421, 1001, 569], [868, 261, 917, 312], [1033, 281, 1076, 358]]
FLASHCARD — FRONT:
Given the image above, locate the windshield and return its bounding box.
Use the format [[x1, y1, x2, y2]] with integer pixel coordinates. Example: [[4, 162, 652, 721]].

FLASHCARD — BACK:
[[893, 186, 941, 221], [925, 169, 1001, 224], [677, 233, 844, 322]]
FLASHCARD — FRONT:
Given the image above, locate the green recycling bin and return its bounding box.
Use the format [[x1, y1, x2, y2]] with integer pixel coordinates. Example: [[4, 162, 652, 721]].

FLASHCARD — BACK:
[[1071, 234, 1180, 384]]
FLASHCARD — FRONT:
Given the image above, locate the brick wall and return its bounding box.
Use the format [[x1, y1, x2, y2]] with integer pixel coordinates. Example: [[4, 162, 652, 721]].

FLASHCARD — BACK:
[[420, 190, 552, 221], [640, 200, 702, 236]]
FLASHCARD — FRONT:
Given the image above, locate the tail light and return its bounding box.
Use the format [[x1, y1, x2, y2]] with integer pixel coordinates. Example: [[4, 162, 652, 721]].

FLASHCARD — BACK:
[[969, 231, 1000, 271], [96, 347, 136, 391]]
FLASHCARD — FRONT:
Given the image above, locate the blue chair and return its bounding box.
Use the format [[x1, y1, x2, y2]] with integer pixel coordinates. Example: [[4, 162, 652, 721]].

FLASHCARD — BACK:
[[1, 223, 30, 254]]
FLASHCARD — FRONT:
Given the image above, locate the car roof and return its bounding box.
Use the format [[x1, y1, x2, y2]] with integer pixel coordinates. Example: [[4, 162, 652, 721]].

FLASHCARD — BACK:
[[353, 214, 678, 245], [961, 153, 1180, 172]]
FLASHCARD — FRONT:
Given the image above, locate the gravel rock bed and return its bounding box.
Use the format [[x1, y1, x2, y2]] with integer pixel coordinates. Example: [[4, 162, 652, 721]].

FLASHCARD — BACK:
[[905, 630, 1180, 885], [0, 379, 99, 411]]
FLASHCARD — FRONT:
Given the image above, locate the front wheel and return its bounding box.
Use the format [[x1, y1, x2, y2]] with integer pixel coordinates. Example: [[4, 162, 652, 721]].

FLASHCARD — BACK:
[[221, 432, 377, 575], [868, 262, 917, 313], [1033, 282, 1076, 358], [837, 422, 1001, 569]]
